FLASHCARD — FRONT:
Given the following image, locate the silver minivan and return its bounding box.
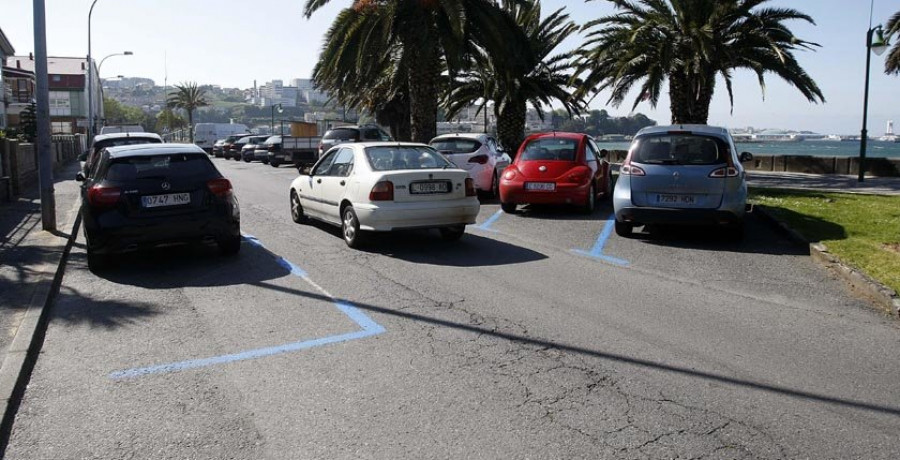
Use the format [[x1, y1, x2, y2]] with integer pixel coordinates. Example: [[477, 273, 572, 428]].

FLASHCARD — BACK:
[[613, 125, 753, 239]]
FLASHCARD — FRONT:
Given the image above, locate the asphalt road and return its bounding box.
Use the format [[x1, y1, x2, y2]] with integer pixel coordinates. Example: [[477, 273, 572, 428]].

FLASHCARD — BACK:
[[5, 157, 900, 459]]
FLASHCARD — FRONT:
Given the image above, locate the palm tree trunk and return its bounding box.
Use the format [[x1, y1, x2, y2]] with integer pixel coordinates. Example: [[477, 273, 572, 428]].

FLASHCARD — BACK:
[[668, 71, 715, 125], [400, 10, 439, 143], [497, 102, 526, 158], [187, 109, 194, 143]]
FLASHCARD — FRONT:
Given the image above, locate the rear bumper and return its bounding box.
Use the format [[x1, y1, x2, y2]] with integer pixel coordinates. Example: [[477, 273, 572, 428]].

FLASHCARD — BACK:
[[499, 181, 589, 205], [615, 206, 742, 226], [84, 213, 240, 254], [354, 200, 480, 232]]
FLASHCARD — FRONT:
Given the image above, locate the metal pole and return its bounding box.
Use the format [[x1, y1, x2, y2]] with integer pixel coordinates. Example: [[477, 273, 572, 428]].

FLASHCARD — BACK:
[[271, 105, 274, 134], [34, 0, 56, 231], [858, 28, 874, 183], [87, 0, 99, 140]]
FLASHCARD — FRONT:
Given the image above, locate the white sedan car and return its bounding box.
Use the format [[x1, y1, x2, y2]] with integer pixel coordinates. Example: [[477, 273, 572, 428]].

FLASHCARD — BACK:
[[430, 133, 511, 197], [289, 142, 481, 247]]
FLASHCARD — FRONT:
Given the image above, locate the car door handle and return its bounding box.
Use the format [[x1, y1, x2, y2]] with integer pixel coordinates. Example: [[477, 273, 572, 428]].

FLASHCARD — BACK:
[[339, 180, 346, 186], [317, 178, 322, 184]]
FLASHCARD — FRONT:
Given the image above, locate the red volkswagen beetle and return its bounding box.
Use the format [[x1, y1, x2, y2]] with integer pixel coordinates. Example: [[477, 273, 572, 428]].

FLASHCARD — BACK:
[[499, 132, 612, 214]]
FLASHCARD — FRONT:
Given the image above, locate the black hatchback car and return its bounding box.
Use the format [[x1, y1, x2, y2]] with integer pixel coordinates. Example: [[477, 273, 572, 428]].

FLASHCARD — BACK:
[[76, 143, 241, 271]]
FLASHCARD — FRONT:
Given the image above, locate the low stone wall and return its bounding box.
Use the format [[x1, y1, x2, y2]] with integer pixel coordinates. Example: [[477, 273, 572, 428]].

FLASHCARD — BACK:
[[601, 149, 900, 178], [0, 135, 85, 202]]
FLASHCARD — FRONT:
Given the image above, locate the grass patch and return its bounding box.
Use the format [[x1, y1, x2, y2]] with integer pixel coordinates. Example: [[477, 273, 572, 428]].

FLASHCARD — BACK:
[[749, 188, 900, 295]]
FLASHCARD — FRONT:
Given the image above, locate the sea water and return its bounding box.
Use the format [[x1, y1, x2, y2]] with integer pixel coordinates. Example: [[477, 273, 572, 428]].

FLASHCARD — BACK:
[[595, 140, 900, 158]]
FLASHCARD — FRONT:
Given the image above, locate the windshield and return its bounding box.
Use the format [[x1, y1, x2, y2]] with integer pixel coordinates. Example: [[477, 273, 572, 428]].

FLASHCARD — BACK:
[[94, 137, 161, 151], [519, 137, 578, 161], [323, 128, 359, 141], [430, 138, 481, 154], [632, 134, 727, 165], [365, 146, 453, 171]]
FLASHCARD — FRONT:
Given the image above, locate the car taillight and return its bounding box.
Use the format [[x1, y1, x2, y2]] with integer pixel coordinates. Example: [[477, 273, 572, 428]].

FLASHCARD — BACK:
[[87, 185, 121, 208], [619, 164, 646, 176], [708, 167, 739, 178], [208, 178, 233, 198], [468, 154, 489, 165], [369, 181, 394, 201], [503, 168, 517, 180], [465, 178, 477, 196]]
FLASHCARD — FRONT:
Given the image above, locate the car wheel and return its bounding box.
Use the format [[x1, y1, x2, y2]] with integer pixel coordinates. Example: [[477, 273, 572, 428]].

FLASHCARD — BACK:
[[604, 171, 613, 199], [501, 202, 517, 214], [582, 184, 596, 214], [439, 225, 465, 242], [341, 205, 365, 248], [491, 172, 500, 198], [86, 248, 109, 272], [261, 159, 269, 165], [243, 157, 251, 163], [614, 219, 633, 237], [270, 160, 280, 168], [219, 235, 241, 255], [290, 190, 308, 224]]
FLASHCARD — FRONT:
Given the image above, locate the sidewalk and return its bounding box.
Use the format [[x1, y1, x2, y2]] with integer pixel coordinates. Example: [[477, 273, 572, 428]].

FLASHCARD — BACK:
[[0, 161, 81, 433], [747, 171, 900, 195]]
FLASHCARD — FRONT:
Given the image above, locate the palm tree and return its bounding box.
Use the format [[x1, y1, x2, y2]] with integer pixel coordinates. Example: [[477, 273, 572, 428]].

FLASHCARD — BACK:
[[575, 0, 825, 125], [305, 0, 522, 143], [313, 6, 412, 140], [167, 82, 209, 142], [885, 10, 900, 75], [445, 1, 582, 153]]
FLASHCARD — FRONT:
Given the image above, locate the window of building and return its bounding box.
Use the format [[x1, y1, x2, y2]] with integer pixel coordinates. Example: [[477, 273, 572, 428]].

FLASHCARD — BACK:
[[49, 91, 71, 116], [51, 121, 73, 134]]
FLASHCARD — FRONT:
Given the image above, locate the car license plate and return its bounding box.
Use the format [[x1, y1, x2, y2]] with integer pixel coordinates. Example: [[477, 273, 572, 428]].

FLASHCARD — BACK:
[[525, 182, 556, 191], [656, 194, 695, 205], [142, 193, 191, 208], [410, 181, 450, 194]]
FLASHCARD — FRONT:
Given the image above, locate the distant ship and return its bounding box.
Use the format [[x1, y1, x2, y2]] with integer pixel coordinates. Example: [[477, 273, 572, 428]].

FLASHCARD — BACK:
[[878, 120, 899, 142]]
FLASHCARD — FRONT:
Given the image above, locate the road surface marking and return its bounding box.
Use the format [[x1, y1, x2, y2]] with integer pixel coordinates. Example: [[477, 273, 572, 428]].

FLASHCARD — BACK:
[[572, 216, 629, 266]]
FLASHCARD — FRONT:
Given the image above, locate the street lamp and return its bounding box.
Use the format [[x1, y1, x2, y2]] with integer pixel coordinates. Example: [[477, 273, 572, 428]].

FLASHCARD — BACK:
[[271, 103, 283, 134], [858, 25, 889, 182], [98, 51, 133, 74], [87, 0, 99, 139]]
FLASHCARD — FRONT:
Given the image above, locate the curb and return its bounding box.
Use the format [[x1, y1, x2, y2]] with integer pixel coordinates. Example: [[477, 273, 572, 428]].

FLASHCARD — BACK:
[[0, 209, 80, 452], [754, 205, 900, 318]]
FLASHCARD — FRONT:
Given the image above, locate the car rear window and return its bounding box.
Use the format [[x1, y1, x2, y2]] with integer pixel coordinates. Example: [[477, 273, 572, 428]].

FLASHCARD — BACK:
[[104, 154, 218, 181], [430, 138, 482, 154], [365, 146, 453, 171], [632, 134, 727, 165], [324, 128, 360, 141], [520, 137, 578, 161]]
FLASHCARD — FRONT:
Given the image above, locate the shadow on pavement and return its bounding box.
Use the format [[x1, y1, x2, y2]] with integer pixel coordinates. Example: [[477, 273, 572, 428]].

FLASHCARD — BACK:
[[631, 213, 815, 257], [78, 239, 290, 289], [252, 280, 900, 418], [509, 202, 615, 222], [51, 285, 160, 329]]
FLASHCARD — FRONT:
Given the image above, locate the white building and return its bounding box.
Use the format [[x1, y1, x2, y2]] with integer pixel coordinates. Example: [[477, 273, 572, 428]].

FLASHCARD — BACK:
[[0, 27, 14, 130]]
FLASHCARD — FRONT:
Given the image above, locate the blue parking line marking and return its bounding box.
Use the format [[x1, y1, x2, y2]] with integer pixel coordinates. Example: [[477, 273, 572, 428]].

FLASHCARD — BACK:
[[109, 235, 386, 380], [475, 210, 503, 232], [572, 217, 630, 266]]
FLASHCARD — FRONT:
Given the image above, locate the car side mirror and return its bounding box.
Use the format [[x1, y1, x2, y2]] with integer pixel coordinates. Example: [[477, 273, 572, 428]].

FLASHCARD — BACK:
[[739, 151, 753, 163], [599, 149, 609, 159], [75, 172, 86, 182], [78, 152, 89, 161]]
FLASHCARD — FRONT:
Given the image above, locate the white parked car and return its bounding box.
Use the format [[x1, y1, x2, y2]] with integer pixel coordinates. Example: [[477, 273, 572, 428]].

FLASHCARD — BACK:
[[429, 133, 511, 197], [289, 142, 481, 247]]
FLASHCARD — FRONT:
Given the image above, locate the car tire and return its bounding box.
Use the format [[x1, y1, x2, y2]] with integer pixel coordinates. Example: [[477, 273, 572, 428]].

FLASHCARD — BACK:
[[243, 157, 251, 163], [614, 219, 633, 237], [604, 171, 613, 199], [290, 190, 308, 224], [582, 184, 596, 214], [439, 225, 465, 242], [86, 249, 109, 272], [501, 202, 517, 214], [270, 160, 280, 168], [218, 235, 241, 255], [261, 159, 269, 165], [491, 172, 500, 198], [341, 205, 365, 248]]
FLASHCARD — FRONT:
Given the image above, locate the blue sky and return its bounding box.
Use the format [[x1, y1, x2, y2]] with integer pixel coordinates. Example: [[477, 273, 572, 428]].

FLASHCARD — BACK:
[[3, 0, 898, 135]]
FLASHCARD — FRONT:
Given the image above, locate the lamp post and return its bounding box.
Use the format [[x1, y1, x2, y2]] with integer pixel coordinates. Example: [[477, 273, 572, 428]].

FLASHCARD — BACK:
[[271, 103, 283, 134], [94, 51, 132, 132], [86, 0, 99, 140], [858, 25, 889, 182]]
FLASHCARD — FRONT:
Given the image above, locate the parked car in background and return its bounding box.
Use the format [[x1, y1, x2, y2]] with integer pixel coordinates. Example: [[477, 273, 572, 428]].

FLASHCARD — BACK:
[[430, 133, 511, 197], [216, 133, 251, 158], [289, 142, 480, 248], [317, 124, 392, 156], [499, 132, 612, 214], [224, 134, 255, 160], [613, 124, 753, 239], [239, 136, 271, 163], [194, 123, 250, 152], [75, 143, 241, 271], [80, 132, 164, 176], [269, 134, 322, 169]]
